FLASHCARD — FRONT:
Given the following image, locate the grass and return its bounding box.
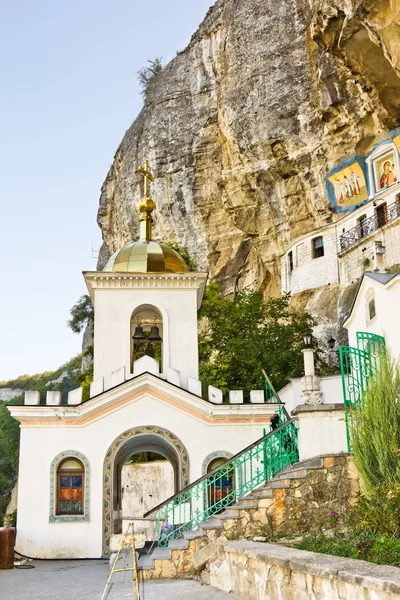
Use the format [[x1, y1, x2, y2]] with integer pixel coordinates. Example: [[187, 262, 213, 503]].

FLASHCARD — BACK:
[[295, 532, 400, 566]]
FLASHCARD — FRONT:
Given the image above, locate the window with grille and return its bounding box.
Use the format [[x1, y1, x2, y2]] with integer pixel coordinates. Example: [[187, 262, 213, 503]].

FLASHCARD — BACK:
[[312, 236, 324, 259], [57, 458, 84, 515]]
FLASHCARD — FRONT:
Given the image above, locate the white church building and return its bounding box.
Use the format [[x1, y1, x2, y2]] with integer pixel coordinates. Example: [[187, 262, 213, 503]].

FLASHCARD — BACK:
[[9, 161, 400, 560], [9, 163, 281, 559]]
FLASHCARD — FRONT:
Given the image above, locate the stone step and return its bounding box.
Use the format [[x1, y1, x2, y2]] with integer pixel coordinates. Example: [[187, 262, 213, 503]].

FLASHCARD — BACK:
[[285, 457, 324, 471], [269, 479, 290, 489], [252, 489, 274, 499], [282, 469, 308, 480], [137, 554, 154, 570], [183, 530, 204, 540], [199, 521, 223, 530], [151, 547, 172, 560], [168, 538, 189, 549], [235, 500, 258, 509], [211, 509, 240, 521]]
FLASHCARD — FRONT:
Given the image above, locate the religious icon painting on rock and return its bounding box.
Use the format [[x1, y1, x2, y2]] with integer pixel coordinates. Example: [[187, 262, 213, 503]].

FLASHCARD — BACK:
[[376, 152, 397, 190], [327, 161, 368, 209]]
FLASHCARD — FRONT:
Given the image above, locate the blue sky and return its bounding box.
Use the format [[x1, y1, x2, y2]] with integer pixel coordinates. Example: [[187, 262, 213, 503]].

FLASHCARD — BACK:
[[0, 0, 212, 380]]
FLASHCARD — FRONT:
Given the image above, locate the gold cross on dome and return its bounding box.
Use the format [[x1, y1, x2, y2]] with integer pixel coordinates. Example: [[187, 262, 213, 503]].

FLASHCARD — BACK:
[[136, 160, 154, 197]]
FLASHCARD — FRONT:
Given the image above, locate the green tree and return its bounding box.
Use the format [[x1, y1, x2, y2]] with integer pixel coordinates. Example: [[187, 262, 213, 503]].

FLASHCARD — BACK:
[[67, 295, 94, 334], [137, 57, 164, 99], [0, 396, 23, 524], [350, 352, 400, 490], [198, 283, 314, 398]]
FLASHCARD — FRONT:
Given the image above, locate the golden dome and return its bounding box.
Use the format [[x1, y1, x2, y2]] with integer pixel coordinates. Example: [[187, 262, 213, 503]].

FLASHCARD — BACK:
[[103, 160, 189, 274], [103, 241, 189, 274]]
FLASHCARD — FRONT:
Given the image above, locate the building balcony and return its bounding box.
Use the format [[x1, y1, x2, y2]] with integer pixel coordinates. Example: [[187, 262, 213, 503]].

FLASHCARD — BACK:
[[339, 199, 400, 252]]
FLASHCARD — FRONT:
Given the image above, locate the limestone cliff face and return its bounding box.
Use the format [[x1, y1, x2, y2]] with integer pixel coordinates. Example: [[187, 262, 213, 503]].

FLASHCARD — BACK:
[[97, 0, 400, 302]]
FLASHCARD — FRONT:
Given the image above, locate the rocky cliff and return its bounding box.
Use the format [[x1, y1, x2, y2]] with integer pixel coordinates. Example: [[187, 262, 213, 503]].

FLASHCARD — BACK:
[[97, 0, 400, 308]]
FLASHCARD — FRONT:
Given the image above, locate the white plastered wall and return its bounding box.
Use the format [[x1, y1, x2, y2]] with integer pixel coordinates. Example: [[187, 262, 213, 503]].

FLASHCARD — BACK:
[[15, 391, 270, 559], [296, 409, 348, 461]]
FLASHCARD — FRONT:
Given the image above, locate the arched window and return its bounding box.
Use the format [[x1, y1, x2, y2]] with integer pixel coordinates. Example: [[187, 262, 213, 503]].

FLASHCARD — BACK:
[[57, 458, 84, 515], [130, 305, 163, 373]]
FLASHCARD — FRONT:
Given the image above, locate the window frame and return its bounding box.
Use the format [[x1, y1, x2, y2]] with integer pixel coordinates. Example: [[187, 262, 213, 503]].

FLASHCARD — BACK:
[[375, 202, 388, 228], [312, 236, 324, 259], [368, 298, 376, 322], [357, 214, 367, 239], [365, 289, 377, 326], [49, 451, 90, 523], [56, 458, 84, 516]]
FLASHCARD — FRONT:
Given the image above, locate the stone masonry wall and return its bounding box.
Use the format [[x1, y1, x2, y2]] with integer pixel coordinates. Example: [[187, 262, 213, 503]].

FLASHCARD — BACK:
[[207, 541, 400, 600], [139, 455, 360, 580], [201, 455, 359, 543]]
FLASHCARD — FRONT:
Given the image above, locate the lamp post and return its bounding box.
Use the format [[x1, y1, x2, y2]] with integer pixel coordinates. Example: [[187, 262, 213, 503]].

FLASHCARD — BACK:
[[301, 331, 323, 405], [302, 331, 313, 348]]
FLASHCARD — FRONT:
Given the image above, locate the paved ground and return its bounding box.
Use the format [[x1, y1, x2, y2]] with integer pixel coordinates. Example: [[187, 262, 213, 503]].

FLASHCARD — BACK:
[[1, 560, 238, 599]]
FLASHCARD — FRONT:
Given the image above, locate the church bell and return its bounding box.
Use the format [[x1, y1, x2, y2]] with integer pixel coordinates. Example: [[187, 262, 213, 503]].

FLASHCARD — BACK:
[[148, 324, 162, 342], [132, 325, 146, 341]]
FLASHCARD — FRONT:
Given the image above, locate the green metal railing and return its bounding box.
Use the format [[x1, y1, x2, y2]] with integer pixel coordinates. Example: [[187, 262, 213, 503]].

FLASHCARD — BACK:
[[339, 332, 386, 449], [144, 418, 298, 546]]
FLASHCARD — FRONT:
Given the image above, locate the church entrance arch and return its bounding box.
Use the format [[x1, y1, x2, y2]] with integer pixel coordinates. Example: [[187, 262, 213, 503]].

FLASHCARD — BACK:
[[102, 426, 189, 556]]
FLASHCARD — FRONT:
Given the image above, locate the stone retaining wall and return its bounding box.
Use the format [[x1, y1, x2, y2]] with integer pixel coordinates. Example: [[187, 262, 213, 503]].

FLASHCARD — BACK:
[[206, 541, 400, 600]]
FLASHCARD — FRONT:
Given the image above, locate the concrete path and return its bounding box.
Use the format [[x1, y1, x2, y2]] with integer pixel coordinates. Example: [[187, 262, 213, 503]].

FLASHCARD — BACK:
[[1, 560, 238, 599]]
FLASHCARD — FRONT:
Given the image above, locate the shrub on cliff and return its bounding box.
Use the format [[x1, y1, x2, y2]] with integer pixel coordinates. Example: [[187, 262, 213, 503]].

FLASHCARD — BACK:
[[137, 57, 164, 99]]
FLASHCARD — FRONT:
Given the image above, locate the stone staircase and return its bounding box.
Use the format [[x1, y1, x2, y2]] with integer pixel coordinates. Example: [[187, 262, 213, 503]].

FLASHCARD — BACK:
[[137, 454, 358, 579]]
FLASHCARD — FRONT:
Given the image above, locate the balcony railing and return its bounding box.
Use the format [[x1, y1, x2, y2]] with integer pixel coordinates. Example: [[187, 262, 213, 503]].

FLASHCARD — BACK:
[[339, 199, 400, 252]]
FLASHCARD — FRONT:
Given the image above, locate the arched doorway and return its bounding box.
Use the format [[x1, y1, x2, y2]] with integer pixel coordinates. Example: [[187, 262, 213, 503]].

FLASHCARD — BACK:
[[102, 426, 189, 556]]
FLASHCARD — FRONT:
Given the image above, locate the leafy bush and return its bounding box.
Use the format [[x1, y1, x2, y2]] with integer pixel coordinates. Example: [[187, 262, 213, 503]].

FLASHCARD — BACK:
[[297, 532, 358, 559], [352, 485, 400, 538], [350, 352, 400, 490], [295, 484, 400, 566]]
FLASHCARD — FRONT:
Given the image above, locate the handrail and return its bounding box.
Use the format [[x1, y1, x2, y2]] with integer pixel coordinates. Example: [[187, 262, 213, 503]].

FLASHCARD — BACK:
[[143, 418, 292, 519], [339, 198, 400, 252], [144, 418, 298, 546]]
